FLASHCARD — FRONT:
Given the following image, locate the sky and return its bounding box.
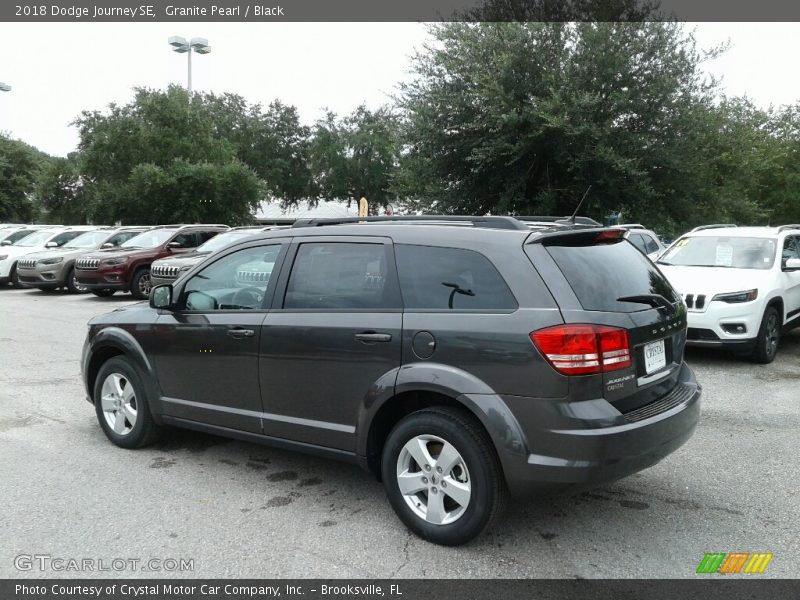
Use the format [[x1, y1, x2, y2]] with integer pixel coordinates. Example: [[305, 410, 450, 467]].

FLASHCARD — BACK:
[[1, 22, 799, 157]]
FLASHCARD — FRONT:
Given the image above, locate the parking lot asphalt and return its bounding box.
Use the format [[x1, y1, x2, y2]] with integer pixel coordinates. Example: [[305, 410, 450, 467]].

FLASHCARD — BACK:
[[1, 286, 798, 579]]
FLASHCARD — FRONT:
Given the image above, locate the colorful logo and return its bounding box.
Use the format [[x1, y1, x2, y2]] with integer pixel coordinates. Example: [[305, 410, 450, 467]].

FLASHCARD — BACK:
[[696, 552, 773, 574]]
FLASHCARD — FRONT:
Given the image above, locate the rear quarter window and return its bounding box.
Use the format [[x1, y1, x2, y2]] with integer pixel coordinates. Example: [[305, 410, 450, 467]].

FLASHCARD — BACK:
[[395, 244, 517, 311], [540, 236, 678, 312]]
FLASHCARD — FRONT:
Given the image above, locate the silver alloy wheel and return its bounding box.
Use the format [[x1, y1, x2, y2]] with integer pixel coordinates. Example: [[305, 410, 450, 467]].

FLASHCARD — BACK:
[[100, 373, 137, 435], [138, 272, 151, 295], [71, 272, 88, 293], [766, 312, 779, 357], [396, 434, 471, 525]]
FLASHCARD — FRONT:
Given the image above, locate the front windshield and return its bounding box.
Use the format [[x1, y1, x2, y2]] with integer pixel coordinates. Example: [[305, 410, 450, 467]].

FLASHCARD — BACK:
[[15, 230, 54, 247], [196, 231, 255, 253], [658, 236, 776, 270], [64, 230, 108, 249], [120, 229, 174, 249]]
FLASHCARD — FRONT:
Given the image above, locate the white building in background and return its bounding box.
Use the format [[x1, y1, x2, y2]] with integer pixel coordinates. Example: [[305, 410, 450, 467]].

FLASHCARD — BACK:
[[254, 200, 361, 225]]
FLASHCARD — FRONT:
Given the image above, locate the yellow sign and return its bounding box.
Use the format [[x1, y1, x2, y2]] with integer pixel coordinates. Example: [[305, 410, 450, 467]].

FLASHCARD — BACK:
[[359, 197, 368, 218]]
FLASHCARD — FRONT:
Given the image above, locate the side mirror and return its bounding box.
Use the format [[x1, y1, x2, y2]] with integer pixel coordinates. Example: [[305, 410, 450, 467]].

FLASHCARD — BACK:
[[784, 257, 800, 271], [150, 285, 173, 310], [45, 241, 58, 248], [101, 242, 114, 249], [167, 241, 182, 250], [1, 240, 11, 246]]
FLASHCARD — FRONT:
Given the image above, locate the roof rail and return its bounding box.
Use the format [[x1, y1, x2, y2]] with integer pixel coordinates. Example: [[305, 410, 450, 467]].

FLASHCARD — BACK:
[[291, 215, 530, 231], [690, 224, 737, 233], [777, 224, 800, 232], [516, 215, 602, 226]]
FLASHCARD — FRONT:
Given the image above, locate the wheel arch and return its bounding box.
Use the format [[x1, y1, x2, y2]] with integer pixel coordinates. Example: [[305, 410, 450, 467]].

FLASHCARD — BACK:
[[358, 364, 528, 482], [85, 327, 164, 421]]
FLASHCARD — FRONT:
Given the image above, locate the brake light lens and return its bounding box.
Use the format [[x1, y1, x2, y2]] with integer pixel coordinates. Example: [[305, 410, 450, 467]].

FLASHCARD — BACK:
[[530, 324, 632, 375]]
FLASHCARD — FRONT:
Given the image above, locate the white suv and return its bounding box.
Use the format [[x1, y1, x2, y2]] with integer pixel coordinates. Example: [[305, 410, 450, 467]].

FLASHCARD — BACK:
[[657, 224, 800, 363]]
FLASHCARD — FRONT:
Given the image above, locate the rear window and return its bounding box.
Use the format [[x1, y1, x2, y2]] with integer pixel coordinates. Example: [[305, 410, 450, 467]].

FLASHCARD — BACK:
[[395, 245, 517, 311], [541, 236, 678, 312]]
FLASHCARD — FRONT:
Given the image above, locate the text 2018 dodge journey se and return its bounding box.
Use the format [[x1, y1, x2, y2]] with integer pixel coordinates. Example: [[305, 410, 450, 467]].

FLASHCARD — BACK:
[[81, 216, 701, 545]]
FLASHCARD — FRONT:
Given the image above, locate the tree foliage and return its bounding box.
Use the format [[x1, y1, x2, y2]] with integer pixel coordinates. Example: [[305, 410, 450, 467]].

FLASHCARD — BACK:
[[0, 135, 48, 222], [73, 86, 262, 225]]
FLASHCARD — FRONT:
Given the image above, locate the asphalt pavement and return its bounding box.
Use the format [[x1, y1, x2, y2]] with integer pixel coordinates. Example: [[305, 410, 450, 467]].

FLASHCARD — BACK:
[[1, 287, 798, 578]]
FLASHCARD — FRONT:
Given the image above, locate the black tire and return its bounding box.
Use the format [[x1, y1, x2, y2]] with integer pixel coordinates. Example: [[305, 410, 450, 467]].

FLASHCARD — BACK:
[[64, 266, 88, 294], [751, 306, 781, 364], [92, 289, 116, 298], [9, 264, 20, 288], [93, 356, 163, 449], [130, 268, 151, 300], [381, 407, 507, 546]]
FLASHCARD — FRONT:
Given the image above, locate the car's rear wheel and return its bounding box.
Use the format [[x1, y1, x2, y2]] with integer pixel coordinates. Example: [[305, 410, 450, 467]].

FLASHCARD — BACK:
[[381, 407, 507, 546], [91, 289, 115, 297], [65, 266, 88, 294], [94, 357, 162, 448], [130, 268, 151, 300], [752, 306, 781, 364]]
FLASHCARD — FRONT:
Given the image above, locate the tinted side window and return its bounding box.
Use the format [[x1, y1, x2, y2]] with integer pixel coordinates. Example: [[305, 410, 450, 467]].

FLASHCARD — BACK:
[[783, 236, 800, 260], [107, 231, 139, 247], [395, 245, 517, 311], [51, 231, 81, 246], [183, 245, 281, 311], [199, 230, 221, 243], [627, 233, 648, 253], [284, 242, 397, 310], [172, 233, 199, 248], [643, 234, 661, 254]]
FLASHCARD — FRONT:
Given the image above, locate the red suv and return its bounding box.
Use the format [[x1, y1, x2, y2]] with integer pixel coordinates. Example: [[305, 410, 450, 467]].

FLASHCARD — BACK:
[[75, 224, 229, 299]]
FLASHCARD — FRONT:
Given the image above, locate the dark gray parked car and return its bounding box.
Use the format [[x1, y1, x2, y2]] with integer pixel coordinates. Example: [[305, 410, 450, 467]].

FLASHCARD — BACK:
[[81, 216, 701, 545]]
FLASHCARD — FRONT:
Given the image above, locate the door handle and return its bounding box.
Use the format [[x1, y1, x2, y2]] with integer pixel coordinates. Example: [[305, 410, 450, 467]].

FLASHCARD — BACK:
[[227, 328, 255, 339], [354, 332, 392, 343]]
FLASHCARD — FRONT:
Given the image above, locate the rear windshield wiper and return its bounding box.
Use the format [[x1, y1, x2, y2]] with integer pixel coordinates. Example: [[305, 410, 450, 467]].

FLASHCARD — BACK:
[[617, 294, 676, 314]]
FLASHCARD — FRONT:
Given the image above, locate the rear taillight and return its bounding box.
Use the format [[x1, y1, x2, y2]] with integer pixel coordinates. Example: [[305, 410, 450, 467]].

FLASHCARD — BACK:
[[530, 324, 632, 375]]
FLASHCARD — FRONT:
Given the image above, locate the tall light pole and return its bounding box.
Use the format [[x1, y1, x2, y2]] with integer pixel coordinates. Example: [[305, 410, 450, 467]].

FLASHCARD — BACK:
[[0, 82, 11, 92], [168, 36, 211, 95]]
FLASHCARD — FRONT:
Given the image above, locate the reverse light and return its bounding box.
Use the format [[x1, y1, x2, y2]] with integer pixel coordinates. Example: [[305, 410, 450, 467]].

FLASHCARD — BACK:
[[712, 289, 758, 303], [530, 324, 632, 375]]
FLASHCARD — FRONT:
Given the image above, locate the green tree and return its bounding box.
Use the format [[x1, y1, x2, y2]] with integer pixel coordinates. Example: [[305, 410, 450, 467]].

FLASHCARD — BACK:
[[73, 86, 261, 224], [36, 154, 90, 224], [0, 134, 48, 222], [344, 106, 401, 209], [397, 22, 725, 231]]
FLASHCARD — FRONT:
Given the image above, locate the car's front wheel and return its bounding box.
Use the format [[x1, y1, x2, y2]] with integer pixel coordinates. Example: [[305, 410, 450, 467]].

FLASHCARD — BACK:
[[65, 267, 88, 294], [751, 306, 781, 364], [130, 268, 151, 300], [94, 357, 162, 448], [381, 407, 507, 546]]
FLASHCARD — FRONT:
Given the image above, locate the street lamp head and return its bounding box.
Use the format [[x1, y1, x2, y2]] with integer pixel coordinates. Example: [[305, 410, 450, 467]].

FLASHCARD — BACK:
[[190, 37, 211, 54], [168, 35, 190, 52], [0, 82, 11, 92]]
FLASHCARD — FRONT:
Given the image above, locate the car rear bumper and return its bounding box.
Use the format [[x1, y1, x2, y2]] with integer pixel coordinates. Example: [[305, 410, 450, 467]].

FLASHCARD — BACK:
[[497, 362, 701, 497]]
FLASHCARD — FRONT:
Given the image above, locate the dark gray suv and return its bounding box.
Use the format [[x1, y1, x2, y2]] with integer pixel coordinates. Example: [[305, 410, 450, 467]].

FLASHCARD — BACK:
[[81, 216, 701, 545]]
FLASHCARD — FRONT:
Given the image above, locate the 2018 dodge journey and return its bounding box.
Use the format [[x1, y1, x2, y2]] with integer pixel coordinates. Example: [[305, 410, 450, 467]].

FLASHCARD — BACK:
[[80, 215, 701, 545]]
